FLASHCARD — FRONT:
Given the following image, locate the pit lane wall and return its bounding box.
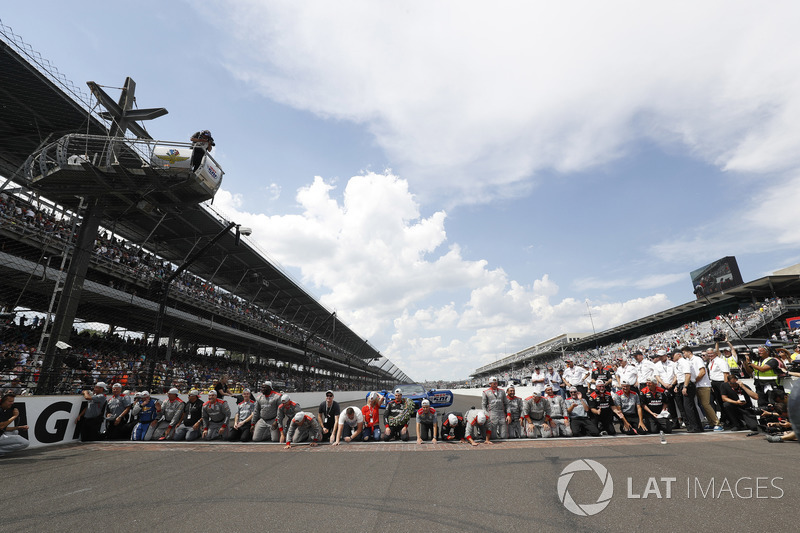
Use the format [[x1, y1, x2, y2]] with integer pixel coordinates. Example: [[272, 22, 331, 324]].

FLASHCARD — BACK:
[[10, 390, 369, 449]]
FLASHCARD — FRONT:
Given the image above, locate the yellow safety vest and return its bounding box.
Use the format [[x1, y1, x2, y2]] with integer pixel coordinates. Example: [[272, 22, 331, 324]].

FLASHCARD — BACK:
[[751, 357, 778, 381], [726, 355, 739, 369]]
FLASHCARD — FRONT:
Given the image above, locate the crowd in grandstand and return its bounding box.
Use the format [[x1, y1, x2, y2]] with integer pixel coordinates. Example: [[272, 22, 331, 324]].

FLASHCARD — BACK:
[[0, 320, 366, 397]]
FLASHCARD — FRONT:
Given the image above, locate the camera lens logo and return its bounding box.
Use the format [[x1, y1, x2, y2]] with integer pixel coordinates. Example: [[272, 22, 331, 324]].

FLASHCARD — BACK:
[[557, 459, 614, 516]]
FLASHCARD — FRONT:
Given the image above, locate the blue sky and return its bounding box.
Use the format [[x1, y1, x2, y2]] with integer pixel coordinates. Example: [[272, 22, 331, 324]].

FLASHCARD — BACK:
[[4, 2, 800, 380]]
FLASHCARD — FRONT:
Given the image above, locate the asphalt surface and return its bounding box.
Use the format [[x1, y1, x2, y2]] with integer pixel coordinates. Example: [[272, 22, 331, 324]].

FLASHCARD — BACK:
[[4, 394, 798, 532]]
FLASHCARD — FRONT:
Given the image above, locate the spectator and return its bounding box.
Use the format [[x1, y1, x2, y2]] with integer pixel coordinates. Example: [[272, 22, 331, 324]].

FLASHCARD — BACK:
[[228, 389, 256, 442], [566, 386, 599, 437], [333, 406, 364, 445], [415, 400, 437, 444], [76, 382, 107, 442], [0, 393, 29, 456], [318, 390, 341, 443], [562, 360, 589, 397], [361, 392, 384, 442], [173, 389, 203, 441], [530, 367, 546, 395]]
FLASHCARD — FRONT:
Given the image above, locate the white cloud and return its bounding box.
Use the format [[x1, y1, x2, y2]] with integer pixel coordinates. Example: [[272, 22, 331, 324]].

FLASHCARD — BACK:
[[215, 173, 673, 379], [266, 183, 281, 201], [193, 2, 800, 379], [209, 1, 800, 206]]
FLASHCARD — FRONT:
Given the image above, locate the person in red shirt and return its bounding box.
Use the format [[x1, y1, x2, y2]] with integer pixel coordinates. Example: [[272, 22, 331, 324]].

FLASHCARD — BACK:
[[361, 392, 384, 441]]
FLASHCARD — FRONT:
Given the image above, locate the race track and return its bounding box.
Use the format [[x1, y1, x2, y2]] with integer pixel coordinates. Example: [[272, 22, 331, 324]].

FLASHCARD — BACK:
[[5, 394, 797, 532]]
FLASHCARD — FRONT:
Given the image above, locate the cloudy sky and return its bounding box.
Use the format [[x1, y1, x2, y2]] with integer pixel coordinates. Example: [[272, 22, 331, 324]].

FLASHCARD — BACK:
[[4, 2, 800, 380]]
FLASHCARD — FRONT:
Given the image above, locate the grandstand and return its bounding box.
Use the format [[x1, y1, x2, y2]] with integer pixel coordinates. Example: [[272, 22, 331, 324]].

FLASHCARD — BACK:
[[472, 275, 800, 383], [0, 22, 410, 394]]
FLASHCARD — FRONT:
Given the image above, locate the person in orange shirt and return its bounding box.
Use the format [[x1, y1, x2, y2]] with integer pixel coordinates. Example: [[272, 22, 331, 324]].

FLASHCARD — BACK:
[[361, 392, 384, 441]]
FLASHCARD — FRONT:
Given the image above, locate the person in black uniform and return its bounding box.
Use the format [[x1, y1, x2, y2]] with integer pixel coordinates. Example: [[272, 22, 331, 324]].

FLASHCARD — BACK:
[[317, 390, 340, 443], [190, 130, 215, 171], [441, 412, 466, 442]]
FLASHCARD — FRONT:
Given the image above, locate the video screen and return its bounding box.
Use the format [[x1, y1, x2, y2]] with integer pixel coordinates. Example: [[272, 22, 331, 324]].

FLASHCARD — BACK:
[[690, 256, 744, 298]]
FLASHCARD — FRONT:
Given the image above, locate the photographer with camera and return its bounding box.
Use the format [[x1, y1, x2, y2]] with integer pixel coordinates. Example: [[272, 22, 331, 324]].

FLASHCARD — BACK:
[[76, 382, 107, 441], [744, 345, 784, 408], [719, 374, 760, 434]]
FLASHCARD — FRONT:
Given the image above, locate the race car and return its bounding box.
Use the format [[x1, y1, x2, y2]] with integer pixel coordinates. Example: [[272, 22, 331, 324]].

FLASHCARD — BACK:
[[369, 383, 454, 410]]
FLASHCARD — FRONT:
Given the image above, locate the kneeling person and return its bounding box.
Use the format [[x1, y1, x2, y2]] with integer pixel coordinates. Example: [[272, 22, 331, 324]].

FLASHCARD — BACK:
[[285, 412, 322, 448], [416, 400, 438, 443], [333, 407, 364, 445], [202, 390, 230, 440], [465, 408, 492, 446], [523, 391, 552, 438], [566, 387, 599, 436], [441, 412, 466, 442]]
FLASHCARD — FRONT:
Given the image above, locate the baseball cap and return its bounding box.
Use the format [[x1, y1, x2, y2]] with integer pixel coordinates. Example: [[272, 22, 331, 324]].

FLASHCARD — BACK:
[[476, 412, 487, 425], [620, 380, 630, 386], [188, 389, 199, 396], [293, 412, 306, 423], [394, 388, 402, 395], [568, 386, 577, 392], [281, 394, 291, 403], [448, 414, 458, 426], [421, 399, 430, 407], [112, 383, 122, 389], [208, 390, 217, 396], [140, 390, 150, 397], [168, 388, 180, 395], [325, 389, 334, 396], [263, 380, 273, 388], [489, 376, 498, 383], [95, 381, 107, 389]]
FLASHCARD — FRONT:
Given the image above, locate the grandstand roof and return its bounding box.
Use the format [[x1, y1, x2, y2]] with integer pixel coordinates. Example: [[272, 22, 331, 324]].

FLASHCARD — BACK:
[[0, 27, 410, 382], [0, 34, 108, 180]]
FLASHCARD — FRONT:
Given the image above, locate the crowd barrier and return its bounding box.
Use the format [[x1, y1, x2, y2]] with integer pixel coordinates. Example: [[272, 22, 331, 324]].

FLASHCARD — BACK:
[[10, 390, 369, 449]]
